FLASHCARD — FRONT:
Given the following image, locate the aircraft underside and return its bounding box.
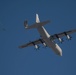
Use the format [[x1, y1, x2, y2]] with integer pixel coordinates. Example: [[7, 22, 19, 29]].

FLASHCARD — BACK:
[[37, 26, 62, 56], [19, 14, 76, 56]]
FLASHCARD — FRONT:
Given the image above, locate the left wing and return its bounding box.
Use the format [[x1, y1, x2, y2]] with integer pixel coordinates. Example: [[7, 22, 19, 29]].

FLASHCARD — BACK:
[[19, 39, 43, 48], [51, 29, 76, 39]]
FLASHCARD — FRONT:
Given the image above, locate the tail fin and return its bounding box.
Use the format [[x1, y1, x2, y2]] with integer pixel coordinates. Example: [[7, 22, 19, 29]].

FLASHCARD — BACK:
[[24, 20, 28, 29], [24, 14, 50, 29], [36, 14, 40, 23]]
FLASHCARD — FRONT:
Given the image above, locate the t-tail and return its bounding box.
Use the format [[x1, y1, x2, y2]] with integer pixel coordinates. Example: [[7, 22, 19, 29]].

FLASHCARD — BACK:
[[24, 14, 50, 29]]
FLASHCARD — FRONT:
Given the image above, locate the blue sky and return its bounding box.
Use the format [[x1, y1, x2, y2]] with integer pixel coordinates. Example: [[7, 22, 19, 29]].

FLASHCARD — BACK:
[[0, 0, 76, 75]]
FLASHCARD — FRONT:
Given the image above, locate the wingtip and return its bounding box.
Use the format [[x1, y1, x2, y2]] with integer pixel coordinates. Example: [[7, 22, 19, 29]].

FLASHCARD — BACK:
[[18, 46, 22, 49]]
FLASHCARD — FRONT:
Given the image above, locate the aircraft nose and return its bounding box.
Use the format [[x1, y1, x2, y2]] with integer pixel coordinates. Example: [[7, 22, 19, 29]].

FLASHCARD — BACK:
[[56, 45, 62, 56], [57, 51, 62, 56], [60, 51, 62, 56], [59, 49, 62, 56]]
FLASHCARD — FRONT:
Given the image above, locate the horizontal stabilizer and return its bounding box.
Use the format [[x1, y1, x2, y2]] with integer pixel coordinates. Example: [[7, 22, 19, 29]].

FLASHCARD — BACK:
[[24, 14, 50, 29], [26, 20, 50, 29]]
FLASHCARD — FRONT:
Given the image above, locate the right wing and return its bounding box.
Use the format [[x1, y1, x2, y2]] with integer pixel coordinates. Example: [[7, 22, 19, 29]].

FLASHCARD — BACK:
[[51, 29, 76, 39], [19, 39, 43, 48]]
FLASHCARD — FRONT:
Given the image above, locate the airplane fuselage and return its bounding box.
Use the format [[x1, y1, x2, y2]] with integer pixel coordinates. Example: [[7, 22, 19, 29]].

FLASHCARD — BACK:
[[37, 26, 62, 56]]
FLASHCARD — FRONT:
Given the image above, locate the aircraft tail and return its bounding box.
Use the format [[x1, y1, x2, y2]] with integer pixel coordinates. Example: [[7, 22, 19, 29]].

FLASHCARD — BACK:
[[24, 20, 28, 29], [36, 14, 40, 23], [24, 14, 50, 29]]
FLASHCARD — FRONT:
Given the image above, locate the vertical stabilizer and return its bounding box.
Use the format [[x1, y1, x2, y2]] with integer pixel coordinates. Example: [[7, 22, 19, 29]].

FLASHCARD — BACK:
[[36, 14, 40, 23], [24, 20, 28, 29]]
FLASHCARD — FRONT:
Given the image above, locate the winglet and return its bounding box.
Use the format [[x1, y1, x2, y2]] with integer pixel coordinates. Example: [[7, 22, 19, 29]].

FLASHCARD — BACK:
[[36, 14, 40, 23]]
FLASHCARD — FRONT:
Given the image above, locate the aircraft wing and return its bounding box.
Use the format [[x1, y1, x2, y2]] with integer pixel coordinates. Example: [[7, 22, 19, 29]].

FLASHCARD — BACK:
[[19, 39, 43, 48], [51, 29, 76, 39]]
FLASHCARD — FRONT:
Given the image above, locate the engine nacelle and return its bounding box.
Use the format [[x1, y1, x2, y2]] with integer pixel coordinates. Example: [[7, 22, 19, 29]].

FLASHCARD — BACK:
[[34, 45, 39, 49], [55, 34, 63, 43], [32, 42, 39, 49], [58, 38, 63, 43], [43, 42, 47, 47], [66, 35, 72, 40], [39, 39, 47, 47], [64, 32, 72, 40]]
